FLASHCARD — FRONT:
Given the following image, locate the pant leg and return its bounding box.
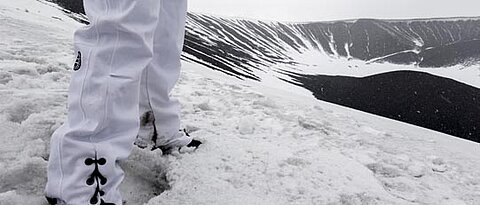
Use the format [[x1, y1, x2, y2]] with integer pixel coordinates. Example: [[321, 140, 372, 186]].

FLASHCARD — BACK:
[[139, 0, 191, 147], [45, 0, 161, 204]]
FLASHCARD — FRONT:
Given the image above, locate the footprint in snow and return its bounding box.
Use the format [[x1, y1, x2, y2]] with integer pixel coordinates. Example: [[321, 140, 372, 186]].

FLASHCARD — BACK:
[[119, 147, 170, 205], [366, 163, 402, 178], [428, 156, 448, 173]]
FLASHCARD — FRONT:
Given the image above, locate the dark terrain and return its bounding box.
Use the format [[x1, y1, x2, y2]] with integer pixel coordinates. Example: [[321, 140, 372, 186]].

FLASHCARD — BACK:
[[288, 71, 480, 142]]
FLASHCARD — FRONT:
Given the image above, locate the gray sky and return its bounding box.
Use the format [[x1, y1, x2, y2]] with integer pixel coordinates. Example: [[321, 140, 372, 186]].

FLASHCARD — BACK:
[[188, 0, 480, 22]]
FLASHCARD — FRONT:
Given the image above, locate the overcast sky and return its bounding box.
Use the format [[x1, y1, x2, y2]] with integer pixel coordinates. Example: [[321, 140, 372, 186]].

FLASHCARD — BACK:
[[189, 0, 480, 22]]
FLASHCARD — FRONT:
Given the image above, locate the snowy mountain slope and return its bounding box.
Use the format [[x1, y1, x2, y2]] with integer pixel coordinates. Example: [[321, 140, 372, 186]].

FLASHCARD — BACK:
[[185, 14, 480, 142], [1, 1, 480, 205], [176, 14, 480, 142], [183, 13, 480, 81], [40, 0, 480, 142], [155, 62, 480, 205]]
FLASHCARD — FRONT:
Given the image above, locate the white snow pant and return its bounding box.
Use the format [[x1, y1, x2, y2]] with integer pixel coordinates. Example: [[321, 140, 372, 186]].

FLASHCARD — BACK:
[[45, 0, 189, 204]]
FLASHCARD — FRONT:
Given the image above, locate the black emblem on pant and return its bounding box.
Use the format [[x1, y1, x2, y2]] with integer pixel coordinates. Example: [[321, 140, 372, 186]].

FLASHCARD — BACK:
[[73, 51, 82, 71], [85, 153, 116, 205]]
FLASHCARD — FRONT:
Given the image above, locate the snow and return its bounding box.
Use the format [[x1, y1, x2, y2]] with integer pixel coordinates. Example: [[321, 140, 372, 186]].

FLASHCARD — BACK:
[[1, 0, 480, 205]]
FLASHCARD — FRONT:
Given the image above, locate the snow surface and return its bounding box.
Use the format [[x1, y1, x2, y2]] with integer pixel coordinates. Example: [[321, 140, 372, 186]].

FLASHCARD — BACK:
[[0, 1, 480, 205]]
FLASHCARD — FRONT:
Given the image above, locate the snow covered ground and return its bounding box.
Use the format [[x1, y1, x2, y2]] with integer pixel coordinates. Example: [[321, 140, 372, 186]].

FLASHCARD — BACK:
[[0, 0, 479, 204]]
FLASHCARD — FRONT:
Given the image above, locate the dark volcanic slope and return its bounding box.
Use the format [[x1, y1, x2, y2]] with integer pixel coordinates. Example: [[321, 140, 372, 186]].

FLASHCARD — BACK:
[[183, 14, 480, 80], [47, 0, 84, 14], [298, 18, 480, 66], [289, 71, 480, 142]]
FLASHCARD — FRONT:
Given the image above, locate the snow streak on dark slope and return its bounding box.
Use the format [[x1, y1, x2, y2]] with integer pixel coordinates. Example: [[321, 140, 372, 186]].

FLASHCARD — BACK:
[[183, 13, 480, 80], [183, 14, 300, 81]]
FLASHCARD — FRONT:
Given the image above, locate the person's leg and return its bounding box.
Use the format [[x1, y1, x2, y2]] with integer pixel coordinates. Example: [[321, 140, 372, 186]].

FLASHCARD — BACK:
[[45, 0, 161, 204], [138, 0, 191, 148]]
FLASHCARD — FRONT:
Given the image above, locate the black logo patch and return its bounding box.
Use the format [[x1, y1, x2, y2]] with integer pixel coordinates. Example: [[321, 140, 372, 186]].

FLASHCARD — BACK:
[[73, 51, 82, 71]]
